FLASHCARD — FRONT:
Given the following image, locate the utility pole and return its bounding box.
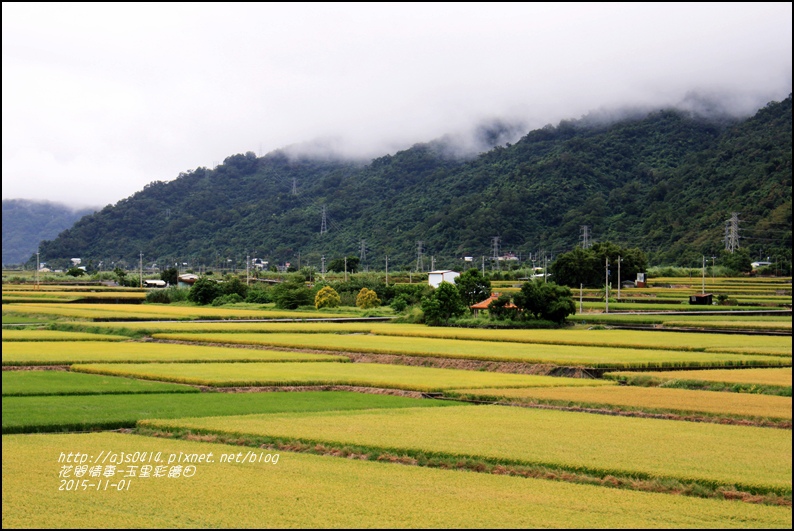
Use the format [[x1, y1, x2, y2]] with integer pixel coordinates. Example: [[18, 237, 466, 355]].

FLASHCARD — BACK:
[[701, 256, 706, 295], [605, 257, 609, 314], [321, 255, 326, 280], [35, 249, 40, 291], [617, 255, 621, 300], [344, 256, 348, 282], [481, 256, 485, 272], [139, 252, 143, 288], [385, 256, 389, 286], [544, 254, 548, 283], [246, 254, 250, 286], [431, 256, 435, 271], [579, 283, 583, 314]]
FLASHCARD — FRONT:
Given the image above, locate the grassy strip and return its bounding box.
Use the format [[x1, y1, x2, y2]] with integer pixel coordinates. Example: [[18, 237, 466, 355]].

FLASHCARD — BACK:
[[152, 332, 791, 369], [71, 362, 616, 392], [441, 386, 792, 424], [1, 391, 461, 434], [6, 432, 791, 528], [139, 405, 792, 497], [1, 341, 349, 365], [2, 371, 198, 396], [136, 424, 790, 505], [604, 369, 792, 397]]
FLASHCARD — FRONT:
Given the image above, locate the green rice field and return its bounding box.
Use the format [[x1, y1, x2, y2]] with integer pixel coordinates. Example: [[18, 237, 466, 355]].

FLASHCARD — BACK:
[[5, 432, 789, 528], [2, 391, 460, 433], [1, 371, 197, 396]]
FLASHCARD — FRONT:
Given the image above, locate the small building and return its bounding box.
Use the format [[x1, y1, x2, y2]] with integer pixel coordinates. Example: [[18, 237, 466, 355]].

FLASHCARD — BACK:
[[689, 293, 713, 305], [469, 293, 517, 317], [143, 279, 167, 288], [428, 270, 460, 288], [177, 274, 199, 288]]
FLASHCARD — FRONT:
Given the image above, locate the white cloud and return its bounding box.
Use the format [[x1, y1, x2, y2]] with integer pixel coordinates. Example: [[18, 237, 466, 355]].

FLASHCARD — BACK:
[[2, 2, 791, 206]]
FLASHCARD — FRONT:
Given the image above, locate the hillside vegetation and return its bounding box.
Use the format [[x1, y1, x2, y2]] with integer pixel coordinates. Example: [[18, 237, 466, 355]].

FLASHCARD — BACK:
[[34, 96, 792, 270]]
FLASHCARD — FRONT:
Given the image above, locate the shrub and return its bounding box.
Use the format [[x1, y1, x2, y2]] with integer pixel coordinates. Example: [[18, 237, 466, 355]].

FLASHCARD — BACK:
[[188, 277, 222, 305], [272, 282, 313, 310], [390, 295, 409, 313], [145, 287, 189, 304], [315, 286, 342, 309], [356, 288, 381, 309], [245, 287, 272, 304], [211, 293, 244, 306]]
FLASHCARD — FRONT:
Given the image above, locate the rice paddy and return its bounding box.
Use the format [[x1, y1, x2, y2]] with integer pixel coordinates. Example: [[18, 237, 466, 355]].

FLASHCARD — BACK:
[[5, 432, 790, 528], [141, 404, 793, 495], [2, 370, 197, 396], [70, 361, 615, 391], [1, 341, 349, 365], [150, 332, 791, 369]]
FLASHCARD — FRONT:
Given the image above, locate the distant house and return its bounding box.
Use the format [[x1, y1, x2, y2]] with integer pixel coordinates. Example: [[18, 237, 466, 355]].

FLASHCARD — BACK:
[[469, 292, 517, 317], [144, 279, 167, 288], [428, 270, 460, 288], [751, 261, 772, 270]]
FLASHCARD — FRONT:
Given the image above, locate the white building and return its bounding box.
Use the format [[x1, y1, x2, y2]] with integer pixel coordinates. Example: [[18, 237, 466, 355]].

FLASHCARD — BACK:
[[428, 270, 460, 288]]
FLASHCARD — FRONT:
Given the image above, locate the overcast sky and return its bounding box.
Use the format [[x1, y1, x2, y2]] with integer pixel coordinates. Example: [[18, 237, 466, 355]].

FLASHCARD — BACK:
[[3, 2, 791, 208]]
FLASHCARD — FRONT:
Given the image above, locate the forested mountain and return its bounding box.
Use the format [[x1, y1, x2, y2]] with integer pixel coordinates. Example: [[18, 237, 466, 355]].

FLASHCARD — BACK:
[[2, 200, 96, 266], [34, 95, 792, 271]]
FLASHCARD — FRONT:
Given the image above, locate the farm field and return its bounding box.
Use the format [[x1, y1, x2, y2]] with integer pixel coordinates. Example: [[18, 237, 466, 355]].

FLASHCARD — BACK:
[[2, 391, 459, 434], [150, 332, 791, 368], [444, 386, 793, 421], [2, 370, 198, 396], [5, 432, 790, 529], [605, 367, 793, 396], [141, 405, 792, 496], [70, 361, 614, 391], [1, 329, 130, 342], [3, 275, 793, 527], [2, 302, 369, 321], [1, 341, 349, 365]]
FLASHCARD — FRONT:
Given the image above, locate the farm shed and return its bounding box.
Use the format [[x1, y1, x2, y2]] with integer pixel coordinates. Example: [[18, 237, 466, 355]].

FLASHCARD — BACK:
[[689, 293, 713, 305], [428, 270, 460, 288], [143, 279, 167, 288]]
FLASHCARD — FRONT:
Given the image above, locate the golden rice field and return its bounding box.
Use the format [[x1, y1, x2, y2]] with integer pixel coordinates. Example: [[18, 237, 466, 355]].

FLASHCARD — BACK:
[[151, 332, 791, 368], [1, 342, 348, 366], [5, 432, 790, 529], [2, 303, 354, 321], [1, 330, 130, 342], [3, 291, 147, 299], [444, 386, 793, 420], [71, 362, 614, 392], [606, 368, 793, 387], [141, 405, 792, 495]]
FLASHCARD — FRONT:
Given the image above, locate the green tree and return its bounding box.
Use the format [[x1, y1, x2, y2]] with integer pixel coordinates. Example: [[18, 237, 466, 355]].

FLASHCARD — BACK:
[[160, 267, 178, 286], [420, 282, 466, 326], [66, 266, 86, 277], [272, 281, 313, 309], [187, 276, 222, 305], [719, 249, 752, 275], [487, 293, 518, 320], [356, 287, 381, 309], [315, 286, 341, 309], [328, 256, 359, 274], [455, 268, 492, 307], [514, 280, 576, 324]]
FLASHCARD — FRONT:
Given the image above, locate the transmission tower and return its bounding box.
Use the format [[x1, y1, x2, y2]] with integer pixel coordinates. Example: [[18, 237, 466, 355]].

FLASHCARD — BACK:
[[320, 206, 327, 235], [416, 241, 424, 272], [359, 240, 367, 271], [321, 255, 326, 276], [724, 212, 740, 253], [291, 177, 297, 196], [491, 236, 500, 271], [580, 225, 591, 248]]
